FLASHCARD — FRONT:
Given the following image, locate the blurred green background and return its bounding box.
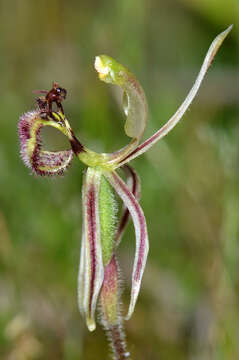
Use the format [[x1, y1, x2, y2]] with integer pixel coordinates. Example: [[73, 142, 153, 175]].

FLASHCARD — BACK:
[[0, 1, 239, 359]]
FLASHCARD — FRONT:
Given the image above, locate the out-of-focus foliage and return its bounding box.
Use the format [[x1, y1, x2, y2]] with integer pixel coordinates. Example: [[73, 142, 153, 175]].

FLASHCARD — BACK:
[[0, 0, 238, 359]]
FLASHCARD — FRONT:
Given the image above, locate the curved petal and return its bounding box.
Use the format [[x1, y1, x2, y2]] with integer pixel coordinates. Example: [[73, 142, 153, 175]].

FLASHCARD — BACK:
[[117, 25, 233, 167], [104, 170, 149, 320], [95, 55, 148, 161], [78, 167, 104, 331], [18, 110, 74, 176]]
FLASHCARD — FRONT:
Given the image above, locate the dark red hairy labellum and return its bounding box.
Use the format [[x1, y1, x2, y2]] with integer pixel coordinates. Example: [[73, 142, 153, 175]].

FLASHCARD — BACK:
[[18, 110, 73, 176]]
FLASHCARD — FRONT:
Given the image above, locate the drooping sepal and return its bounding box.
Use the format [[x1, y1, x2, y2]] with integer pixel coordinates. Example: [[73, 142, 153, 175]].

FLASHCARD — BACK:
[[18, 110, 73, 176], [78, 167, 104, 331], [104, 170, 149, 320], [95, 55, 148, 163]]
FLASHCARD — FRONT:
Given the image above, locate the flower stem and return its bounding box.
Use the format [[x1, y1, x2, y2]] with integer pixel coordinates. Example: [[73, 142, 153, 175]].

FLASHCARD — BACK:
[[107, 324, 131, 360]]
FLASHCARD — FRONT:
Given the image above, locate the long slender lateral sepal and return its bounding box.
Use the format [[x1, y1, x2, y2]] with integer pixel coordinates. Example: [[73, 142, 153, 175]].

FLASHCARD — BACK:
[[18, 110, 74, 176], [79, 167, 104, 331], [115, 165, 141, 247], [117, 25, 233, 166], [104, 170, 149, 320]]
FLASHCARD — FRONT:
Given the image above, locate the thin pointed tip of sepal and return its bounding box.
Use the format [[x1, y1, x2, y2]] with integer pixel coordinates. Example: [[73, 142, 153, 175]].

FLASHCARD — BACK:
[[211, 25, 233, 54], [225, 24, 233, 33], [125, 304, 137, 321], [217, 24, 233, 41], [125, 308, 134, 321], [87, 318, 96, 332], [124, 283, 140, 321]]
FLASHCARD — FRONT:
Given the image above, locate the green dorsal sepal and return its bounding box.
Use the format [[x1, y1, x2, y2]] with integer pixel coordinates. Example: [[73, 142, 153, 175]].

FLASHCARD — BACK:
[[95, 55, 148, 143]]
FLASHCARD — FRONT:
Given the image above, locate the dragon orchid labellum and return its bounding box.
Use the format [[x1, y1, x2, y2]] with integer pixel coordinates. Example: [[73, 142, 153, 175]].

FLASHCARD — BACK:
[[18, 26, 232, 359]]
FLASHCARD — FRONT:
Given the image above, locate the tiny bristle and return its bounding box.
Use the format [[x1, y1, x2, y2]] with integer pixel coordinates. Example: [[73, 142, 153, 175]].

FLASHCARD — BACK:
[[18, 111, 41, 169], [32, 149, 74, 177], [98, 257, 130, 359]]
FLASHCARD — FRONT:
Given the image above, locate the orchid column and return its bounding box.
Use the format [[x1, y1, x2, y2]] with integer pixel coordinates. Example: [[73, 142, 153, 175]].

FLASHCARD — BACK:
[[18, 26, 232, 360]]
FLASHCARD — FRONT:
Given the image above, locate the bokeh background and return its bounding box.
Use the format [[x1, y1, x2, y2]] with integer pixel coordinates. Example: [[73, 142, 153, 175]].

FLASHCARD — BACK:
[[0, 1, 239, 359]]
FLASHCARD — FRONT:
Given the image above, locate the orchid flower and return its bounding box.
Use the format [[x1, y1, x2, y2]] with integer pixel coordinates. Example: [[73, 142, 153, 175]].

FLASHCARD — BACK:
[[18, 26, 232, 359]]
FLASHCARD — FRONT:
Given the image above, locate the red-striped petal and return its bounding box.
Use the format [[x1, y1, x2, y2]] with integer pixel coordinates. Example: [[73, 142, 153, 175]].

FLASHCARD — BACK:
[[104, 170, 149, 320], [78, 167, 104, 331]]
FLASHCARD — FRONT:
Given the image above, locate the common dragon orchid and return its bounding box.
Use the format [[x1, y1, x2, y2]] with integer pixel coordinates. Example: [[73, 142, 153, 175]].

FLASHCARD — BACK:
[[18, 26, 232, 359]]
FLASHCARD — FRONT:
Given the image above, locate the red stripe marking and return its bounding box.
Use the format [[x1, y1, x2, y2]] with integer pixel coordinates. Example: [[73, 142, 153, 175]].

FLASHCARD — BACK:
[[112, 173, 146, 281], [86, 185, 97, 312], [115, 166, 138, 242]]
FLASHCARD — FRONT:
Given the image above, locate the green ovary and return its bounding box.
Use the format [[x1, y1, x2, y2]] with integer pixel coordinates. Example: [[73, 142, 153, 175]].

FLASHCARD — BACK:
[[99, 175, 118, 265]]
